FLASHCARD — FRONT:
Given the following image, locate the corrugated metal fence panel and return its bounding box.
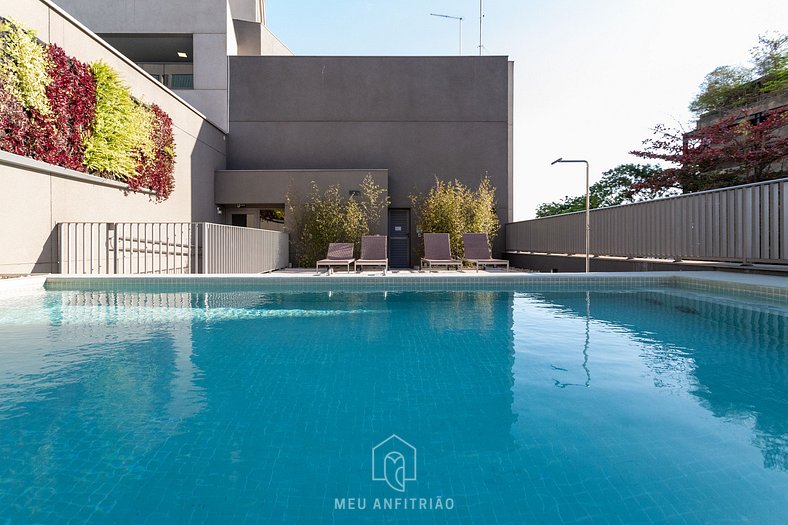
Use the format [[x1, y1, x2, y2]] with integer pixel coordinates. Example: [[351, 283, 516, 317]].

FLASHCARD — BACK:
[[505, 178, 788, 264], [58, 222, 289, 274], [198, 223, 289, 274]]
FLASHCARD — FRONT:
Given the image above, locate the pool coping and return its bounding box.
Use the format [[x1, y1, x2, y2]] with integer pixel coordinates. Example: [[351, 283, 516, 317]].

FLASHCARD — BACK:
[[0, 271, 785, 301]]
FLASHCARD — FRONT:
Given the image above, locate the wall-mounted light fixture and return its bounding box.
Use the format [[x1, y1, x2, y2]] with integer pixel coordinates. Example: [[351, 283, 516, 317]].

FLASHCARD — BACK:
[[177, 51, 188, 58]]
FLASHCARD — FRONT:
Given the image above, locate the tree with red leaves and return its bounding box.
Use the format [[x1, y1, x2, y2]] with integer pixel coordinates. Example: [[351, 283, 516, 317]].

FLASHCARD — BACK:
[[630, 107, 788, 194]]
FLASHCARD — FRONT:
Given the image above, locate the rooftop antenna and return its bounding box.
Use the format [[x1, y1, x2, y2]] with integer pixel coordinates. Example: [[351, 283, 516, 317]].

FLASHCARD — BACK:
[[430, 13, 463, 55], [479, 0, 484, 55]]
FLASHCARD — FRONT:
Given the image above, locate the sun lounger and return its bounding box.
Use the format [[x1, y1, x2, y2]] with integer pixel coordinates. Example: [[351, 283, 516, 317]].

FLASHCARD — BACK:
[[354, 235, 388, 274], [420, 233, 462, 270], [316, 243, 355, 274], [462, 233, 509, 272]]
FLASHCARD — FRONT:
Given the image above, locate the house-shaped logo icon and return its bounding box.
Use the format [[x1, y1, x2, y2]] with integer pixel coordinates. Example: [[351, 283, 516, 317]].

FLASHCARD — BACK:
[[371, 434, 417, 492]]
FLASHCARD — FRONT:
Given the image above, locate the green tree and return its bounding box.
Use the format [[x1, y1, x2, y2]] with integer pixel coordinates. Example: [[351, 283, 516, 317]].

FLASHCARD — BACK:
[[535, 164, 666, 218], [689, 32, 788, 115], [751, 31, 788, 77], [689, 66, 755, 115], [411, 176, 499, 258], [752, 32, 788, 93]]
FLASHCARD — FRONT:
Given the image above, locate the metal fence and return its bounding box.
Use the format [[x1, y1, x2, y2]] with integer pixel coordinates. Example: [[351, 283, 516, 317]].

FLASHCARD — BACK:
[[506, 177, 788, 264], [201, 223, 289, 274], [58, 222, 289, 274]]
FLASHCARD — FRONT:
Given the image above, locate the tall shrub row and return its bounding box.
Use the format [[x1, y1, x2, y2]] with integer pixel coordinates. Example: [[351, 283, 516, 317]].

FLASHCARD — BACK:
[[411, 176, 500, 258], [0, 19, 175, 200], [286, 174, 389, 267]]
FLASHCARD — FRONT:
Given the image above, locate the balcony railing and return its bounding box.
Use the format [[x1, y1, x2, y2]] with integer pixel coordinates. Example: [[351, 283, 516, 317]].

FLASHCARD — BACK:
[[58, 222, 289, 274], [505, 177, 788, 265]]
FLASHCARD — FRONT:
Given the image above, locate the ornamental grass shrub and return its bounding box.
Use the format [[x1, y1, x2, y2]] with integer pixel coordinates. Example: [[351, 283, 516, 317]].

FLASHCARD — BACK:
[[411, 176, 499, 259], [287, 174, 389, 267]]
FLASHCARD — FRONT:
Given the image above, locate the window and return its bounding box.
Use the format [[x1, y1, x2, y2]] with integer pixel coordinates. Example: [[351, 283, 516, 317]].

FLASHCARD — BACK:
[[138, 63, 193, 90], [171, 74, 194, 89], [748, 112, 766, 126]]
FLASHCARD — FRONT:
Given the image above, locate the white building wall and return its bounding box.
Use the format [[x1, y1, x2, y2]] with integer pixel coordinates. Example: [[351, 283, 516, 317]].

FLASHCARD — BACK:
[[228, 0, 262, 23]]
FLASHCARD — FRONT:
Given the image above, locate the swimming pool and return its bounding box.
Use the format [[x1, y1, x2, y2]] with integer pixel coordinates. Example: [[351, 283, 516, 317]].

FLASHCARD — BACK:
[[0, 276, 786, 523]]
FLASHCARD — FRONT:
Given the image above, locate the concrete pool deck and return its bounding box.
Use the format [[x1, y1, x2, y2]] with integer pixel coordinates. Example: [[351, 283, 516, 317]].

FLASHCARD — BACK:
[[1, 270, 786, 302]]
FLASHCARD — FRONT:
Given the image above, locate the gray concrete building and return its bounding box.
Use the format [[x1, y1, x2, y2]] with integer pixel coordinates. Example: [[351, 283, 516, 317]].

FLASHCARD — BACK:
[[220, 56, 514, 266], [53, 0, 292, 130], [4, 0, 514, 270]]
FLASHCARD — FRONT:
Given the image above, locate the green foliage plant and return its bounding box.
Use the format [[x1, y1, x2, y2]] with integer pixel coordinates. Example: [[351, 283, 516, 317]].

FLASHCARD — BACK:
[[689, 66, 755, 115], [286, 174, 389, 267], [535, 164, 668, 218], [751, 32, 788, 77], [0, 19, 51, 115], [411, 176, 500, 259], [690, 32, 788, 115], [83, 61, 154, 181]]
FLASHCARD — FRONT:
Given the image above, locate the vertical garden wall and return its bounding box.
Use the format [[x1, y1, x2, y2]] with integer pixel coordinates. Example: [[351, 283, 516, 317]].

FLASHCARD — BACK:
[[0, 18, 175, 200]]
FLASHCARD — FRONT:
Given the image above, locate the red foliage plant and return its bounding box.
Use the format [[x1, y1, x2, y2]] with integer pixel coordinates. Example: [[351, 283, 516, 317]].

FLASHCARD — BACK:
[[128, 104, 176, 201], [0, 44, 96, 171], [0, 79, 31, 155], [631, 107, 788, 194], [42, 44, 97, 171]]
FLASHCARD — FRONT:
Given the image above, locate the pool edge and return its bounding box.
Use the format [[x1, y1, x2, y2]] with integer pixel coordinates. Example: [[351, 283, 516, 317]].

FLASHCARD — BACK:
[[23, 271, 786, 301]]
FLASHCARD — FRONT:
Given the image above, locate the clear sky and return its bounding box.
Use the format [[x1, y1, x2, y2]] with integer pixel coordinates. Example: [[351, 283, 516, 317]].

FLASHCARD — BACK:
[[265, 0, 788, 220]]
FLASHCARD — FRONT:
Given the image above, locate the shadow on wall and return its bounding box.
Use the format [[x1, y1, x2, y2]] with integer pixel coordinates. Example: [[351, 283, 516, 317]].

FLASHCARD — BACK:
[[32, 225, 58, 274], [190, 119, 227, 223]]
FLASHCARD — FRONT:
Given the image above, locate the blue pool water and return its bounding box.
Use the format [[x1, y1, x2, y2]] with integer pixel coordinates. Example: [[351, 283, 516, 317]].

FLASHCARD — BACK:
[[0, 283, 786, 524]]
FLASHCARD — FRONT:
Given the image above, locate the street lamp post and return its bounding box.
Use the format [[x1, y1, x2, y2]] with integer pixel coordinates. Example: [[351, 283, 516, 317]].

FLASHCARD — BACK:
[[551, 158, 590, 273], [430, 13, 463, 55]]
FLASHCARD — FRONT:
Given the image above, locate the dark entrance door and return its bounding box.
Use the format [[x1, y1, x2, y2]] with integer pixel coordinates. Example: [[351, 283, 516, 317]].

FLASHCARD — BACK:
[[388, 209, 410, 268], [231, 213, 247, 227]]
